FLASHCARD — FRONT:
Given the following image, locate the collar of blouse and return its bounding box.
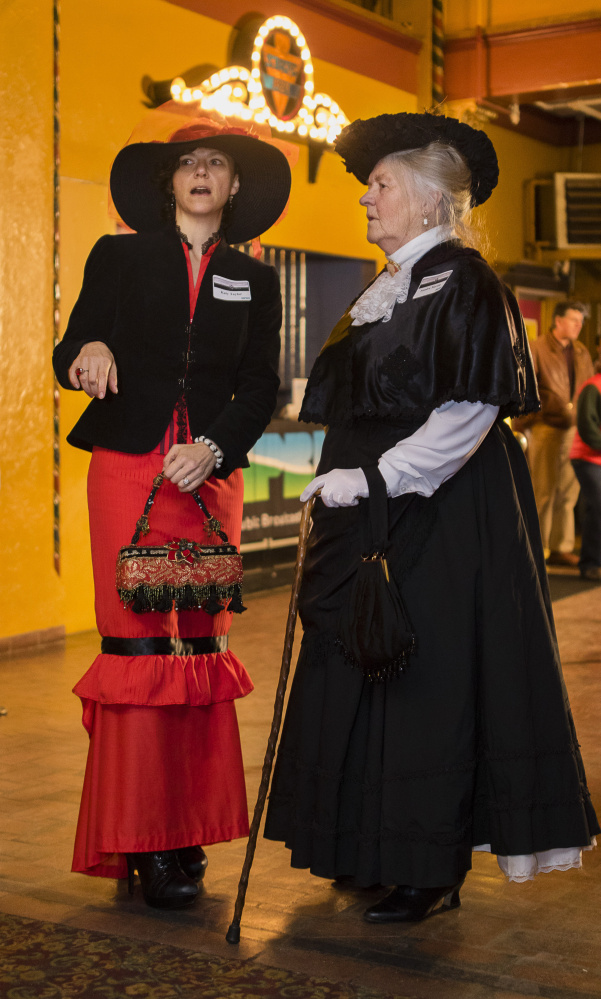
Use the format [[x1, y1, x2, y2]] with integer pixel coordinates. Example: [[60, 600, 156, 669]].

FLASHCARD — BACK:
[[350, 224, 453, 326]]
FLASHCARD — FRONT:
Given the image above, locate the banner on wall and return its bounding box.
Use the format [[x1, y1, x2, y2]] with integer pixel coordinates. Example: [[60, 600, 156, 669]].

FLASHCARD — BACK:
[[241, 419, 324, 550]]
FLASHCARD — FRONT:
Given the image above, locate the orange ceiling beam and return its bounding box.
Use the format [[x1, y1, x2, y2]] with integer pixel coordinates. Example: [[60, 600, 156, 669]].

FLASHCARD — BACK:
[[165, 0, 421, 95], [445, 19, 601, 101]]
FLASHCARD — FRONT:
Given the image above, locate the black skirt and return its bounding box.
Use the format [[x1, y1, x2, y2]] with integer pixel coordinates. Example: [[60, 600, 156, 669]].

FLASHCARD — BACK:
[[264, 418, 599, 888]]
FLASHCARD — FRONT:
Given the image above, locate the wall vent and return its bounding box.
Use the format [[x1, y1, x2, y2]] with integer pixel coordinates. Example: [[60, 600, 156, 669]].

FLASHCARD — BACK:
[[555, 173, 601, 249]]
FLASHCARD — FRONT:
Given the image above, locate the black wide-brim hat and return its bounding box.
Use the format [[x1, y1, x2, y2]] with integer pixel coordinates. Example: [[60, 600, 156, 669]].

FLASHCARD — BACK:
[[335, 112, 499, 206], [110, 120, 292, 244]]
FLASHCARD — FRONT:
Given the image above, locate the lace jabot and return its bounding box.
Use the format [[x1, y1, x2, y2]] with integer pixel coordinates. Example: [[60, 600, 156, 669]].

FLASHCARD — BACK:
[[350, 225, 453, 326]]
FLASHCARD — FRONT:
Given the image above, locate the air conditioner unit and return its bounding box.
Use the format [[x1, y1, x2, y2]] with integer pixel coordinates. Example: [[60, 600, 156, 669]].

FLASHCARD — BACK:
[[554, 173, 601, 249]]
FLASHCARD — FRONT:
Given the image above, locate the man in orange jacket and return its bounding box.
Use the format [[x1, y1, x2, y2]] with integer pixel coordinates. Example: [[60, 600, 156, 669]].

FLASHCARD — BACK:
[[514, 302, 593, 565]]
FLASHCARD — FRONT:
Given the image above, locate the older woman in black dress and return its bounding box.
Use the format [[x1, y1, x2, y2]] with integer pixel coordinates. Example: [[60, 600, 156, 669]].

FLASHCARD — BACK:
[[265, 112, 598, 922]]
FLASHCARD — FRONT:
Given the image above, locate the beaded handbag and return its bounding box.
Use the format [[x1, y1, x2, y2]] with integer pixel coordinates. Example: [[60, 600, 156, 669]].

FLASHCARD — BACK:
[[116, 473, 244, 615]]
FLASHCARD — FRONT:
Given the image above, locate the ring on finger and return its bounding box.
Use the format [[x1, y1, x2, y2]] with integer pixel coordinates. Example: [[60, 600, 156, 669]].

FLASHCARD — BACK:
[[182, 477, 190, 486], [76, 368, 89, 374]]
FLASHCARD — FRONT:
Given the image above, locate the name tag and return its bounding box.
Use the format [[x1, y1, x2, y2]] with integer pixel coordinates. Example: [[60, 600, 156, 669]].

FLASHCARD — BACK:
[[413, 270, 453, 299], [213, 275, 252, 301]]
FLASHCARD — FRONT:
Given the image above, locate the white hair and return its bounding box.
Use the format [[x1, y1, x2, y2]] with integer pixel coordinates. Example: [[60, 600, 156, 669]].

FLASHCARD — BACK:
[[380, 141, 483, 248]]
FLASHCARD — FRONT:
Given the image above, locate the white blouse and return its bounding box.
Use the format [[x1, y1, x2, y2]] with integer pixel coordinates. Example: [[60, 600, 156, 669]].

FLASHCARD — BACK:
[[378, 400, 499, 499]]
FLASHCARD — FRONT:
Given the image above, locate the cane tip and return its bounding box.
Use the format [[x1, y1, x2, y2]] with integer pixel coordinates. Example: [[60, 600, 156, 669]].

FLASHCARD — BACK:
[[226, 921, 241, 945]]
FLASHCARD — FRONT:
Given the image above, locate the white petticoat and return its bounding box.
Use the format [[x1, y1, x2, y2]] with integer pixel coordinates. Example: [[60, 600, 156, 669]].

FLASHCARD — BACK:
[[473, 839, 597, 882]]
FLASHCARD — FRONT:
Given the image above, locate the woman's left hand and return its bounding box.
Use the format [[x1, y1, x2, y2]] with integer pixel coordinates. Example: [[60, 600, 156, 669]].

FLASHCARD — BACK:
[[301, 468, 369, 508], [163, 442, 217, 492]]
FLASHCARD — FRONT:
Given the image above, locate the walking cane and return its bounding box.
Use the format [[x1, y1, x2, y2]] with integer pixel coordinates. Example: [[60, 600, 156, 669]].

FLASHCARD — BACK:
[[226, 494, 316, 944]]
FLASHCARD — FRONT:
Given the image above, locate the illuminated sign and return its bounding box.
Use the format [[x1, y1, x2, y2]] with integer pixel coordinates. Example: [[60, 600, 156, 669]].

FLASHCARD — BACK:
[[261, 26, 304, 119], [169, 15, 349, 148]]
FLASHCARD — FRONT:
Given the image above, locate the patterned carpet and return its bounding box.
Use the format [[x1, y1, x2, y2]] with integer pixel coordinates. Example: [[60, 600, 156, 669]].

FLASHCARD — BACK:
[[0, 912, 394, 998]]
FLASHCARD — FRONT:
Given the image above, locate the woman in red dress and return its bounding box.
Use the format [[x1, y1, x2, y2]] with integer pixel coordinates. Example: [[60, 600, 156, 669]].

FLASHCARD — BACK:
[[53, 111, 291, 909]]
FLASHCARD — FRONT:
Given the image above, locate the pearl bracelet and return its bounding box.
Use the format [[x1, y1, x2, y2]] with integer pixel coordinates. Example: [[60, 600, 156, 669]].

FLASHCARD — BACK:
[[194, 435, 224, 469]]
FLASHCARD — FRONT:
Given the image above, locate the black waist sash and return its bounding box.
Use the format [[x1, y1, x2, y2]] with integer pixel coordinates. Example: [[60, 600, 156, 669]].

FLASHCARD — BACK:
[[101, 636, 228, 656]]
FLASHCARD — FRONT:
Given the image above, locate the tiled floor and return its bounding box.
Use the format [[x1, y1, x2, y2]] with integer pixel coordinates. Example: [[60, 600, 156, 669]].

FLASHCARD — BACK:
[[0, 578, 600, 999]]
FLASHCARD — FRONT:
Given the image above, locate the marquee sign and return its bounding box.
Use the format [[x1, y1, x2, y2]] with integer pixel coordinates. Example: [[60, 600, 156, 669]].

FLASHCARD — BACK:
[[169, 15, 349, 150]]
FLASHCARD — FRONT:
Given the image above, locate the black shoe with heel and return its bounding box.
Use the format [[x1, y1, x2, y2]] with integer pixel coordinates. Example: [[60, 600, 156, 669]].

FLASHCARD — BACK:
[[126, 851, 199, 909], [177, 845, 208, 881], [363, 880, 465, 923]]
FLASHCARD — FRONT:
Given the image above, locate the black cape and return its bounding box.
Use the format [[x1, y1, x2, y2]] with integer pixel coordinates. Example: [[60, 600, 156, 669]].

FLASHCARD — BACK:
[[300, 241, 540, 427]]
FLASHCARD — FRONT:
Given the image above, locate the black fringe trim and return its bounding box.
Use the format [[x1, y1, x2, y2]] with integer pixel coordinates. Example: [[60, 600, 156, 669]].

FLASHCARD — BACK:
[[334, 635, 417, 683], [118, 581, 246, 615]]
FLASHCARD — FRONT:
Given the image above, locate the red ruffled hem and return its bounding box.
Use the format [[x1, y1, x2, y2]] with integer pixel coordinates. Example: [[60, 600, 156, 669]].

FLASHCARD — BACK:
[[73, 650, 254, 708], [71, 701, 250, 877], [72, 819, 250, 879]]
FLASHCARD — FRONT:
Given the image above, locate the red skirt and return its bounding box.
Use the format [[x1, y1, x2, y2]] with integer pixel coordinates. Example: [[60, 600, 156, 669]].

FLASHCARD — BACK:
[[72, 447, 251, 879]]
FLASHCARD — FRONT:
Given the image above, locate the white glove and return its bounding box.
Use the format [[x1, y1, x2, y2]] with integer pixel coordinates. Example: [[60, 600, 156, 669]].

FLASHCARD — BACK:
[[300, 468, 369, 508]]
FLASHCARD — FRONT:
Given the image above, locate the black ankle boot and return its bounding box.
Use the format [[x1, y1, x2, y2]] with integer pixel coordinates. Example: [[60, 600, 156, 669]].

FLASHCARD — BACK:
[[126, 851, 199, 909], [364, 880, 464, 923], [177, 845, 208, 881]]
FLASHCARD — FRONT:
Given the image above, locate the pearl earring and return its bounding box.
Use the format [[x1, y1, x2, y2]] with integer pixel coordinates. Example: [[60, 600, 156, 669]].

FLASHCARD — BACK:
[[423, 217, 428, 226]]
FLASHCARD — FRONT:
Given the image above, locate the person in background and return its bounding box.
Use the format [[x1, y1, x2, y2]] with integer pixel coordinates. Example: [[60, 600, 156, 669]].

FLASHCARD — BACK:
[[513, 302, 593, 566], [570, 350, 601, 581]]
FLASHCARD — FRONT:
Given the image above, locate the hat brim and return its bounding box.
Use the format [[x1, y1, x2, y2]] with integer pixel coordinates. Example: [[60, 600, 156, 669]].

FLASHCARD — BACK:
[[110, 134, 291, 243], [334, 113, 499, 207]]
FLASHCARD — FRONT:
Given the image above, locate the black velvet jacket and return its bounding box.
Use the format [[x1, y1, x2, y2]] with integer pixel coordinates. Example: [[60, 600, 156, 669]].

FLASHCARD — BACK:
[[300, 241, 540, 428], [53, 231, 282, 477]]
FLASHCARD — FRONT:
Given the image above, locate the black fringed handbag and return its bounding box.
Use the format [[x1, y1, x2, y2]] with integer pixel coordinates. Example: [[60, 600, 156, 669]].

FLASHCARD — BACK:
[[337, 464, 416, 682], [116, 473, 245, 615]]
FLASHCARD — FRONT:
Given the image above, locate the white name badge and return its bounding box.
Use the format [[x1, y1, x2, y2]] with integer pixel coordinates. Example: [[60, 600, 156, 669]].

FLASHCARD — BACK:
[[413, 269, 453, 299], [212, 275, 252, 301]]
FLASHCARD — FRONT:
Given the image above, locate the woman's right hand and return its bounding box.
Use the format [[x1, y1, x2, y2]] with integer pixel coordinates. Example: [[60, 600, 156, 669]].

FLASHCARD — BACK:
[[301, 468, 369, 507], [68, 342, 118, 399]]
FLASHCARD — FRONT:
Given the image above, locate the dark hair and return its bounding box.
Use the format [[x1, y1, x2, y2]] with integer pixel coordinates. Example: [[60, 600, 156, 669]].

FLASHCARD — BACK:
[[553, 300, 586, 320], [154, 142, 239, 228]]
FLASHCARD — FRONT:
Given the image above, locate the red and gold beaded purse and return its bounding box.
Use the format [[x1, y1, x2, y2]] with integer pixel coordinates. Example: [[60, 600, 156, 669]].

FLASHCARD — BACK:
[[116, 473, 244, 615]]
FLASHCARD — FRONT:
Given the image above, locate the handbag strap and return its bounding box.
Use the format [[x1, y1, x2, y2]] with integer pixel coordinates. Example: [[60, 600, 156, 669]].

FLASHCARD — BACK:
[[130, 472, 229, 546], [360, 464, 389, 555]]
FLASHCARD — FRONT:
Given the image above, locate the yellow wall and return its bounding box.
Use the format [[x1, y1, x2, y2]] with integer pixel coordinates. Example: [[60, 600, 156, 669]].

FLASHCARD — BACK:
[[475, 123, 572, 265], [582, 145, 601, 173], [0, 0, 62, 638]]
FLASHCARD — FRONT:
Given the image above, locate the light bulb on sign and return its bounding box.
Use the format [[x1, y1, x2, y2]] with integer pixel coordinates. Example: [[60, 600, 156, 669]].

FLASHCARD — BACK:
[[166, 16, 349, 158]]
